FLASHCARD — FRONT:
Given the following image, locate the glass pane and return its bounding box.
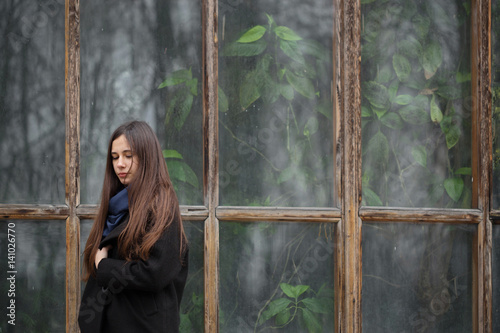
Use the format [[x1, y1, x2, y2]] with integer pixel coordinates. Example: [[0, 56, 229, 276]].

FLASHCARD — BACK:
[[180, 221, 204, 332], [493, 224, 500, 332], [218, 0, 335, 207], [361, 1, 472, 208], [220, 222, 335, 332], [492, 0, 500, 209], [0, 220, 66, 332], [80, 219, 204, 332], [0, 1, 65, 203], [80, 0, 202, 205], [362, 223, 474, 332]]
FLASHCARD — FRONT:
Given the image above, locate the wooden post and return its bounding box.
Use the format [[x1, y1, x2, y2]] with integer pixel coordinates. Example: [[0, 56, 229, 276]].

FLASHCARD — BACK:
[[65, 0, 80, 331]]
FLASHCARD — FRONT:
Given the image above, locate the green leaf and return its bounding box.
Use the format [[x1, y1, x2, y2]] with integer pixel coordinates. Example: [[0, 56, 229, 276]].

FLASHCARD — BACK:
[[277, 166, 295, 184], [301, 308, 322, 333], [237, 25, 266, 43], [280, 39, 305, 64], [445, 123, 461, 149], [162, 149, 183, 159], [280, 283, 309, 299], [301, 298, 330, 314], [362, 106, 372, 118], [222, 38, 267, 57], [455, 167, 472, 175], [285, 70, 316, 99], [456, 71, 471, 83], [399, 105, 430, 125], [412, 14, 430, 40], [275, 308, 291, 326], [366, 131, 389, 166], [158, 68, 192, 89], [166, 160, 199, 188], [398, 36, 422, 59], [298, 39, 330, 62], [186, 78, 198, 96], [174, 93, 193, 131], [274, 26, 302, 41], [280, 84, 295, 100], [239, 72, 261, 109], [394, 95, 413, 105], [363, 187, 383, 206], [430, 95, 443, 124], [411, 145, 427, 167], [363, 81, 390, 109], [422, 40, 442, 79], [304, 117, 319, 138], [165, 88, 194, 130], [444, 177, 464, 202], [393, 54, 411, 82], [380, 112, 404, 129], [388, 80, 399, 101], [218, 86, 229, 113], [372, 106, 388, 119], [260, 298, 292, 323], [376, 65, 393, 84]]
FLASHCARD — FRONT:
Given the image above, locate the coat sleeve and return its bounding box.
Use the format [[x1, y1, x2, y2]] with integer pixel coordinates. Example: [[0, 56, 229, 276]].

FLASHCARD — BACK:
[[95, 221, 184, 292]]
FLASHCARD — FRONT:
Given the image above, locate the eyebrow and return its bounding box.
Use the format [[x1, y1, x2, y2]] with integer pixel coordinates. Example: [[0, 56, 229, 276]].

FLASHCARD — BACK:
[[111, 149, 133, 155]]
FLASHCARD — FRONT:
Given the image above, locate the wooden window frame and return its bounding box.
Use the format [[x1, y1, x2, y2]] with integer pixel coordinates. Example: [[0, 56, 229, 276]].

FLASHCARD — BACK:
[[0, 0, 493, 332]]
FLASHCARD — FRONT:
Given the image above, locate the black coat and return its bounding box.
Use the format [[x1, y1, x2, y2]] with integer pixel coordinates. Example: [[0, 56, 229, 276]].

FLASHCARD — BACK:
[[78, 215, 188, 333]]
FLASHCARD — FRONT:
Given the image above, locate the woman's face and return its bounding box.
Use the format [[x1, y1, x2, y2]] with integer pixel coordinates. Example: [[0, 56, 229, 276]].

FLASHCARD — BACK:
[[111, 135, 139, 185]]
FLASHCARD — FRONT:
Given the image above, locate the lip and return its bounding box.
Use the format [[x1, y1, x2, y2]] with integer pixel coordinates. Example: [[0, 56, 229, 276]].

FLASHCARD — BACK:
[[118, 173, 128, 178]]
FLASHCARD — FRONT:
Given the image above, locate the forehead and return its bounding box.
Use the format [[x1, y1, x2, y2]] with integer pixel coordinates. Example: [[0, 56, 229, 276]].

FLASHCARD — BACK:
[[111, 135, 131, 153]]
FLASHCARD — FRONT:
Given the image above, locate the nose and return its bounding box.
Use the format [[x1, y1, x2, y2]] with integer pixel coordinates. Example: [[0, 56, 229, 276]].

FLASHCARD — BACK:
[[116, 157, 126, 168]]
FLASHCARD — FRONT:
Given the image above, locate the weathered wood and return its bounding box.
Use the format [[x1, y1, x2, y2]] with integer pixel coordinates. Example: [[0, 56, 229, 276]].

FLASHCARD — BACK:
[[76, 204, 209, 220], [360, 207, 482, 224], [0, 204, 69, 219], [216, 206, 340, 222], [476, 0, 492, 331], [489, 210, 500, 220], [203, 0, 219, 331], [342, 0, 362, 332], [333, 1, 343, 332], [65, 0, 81, 331]]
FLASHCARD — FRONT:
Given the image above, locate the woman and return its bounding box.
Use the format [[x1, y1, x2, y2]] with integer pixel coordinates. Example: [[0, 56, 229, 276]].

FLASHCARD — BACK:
[[79, 121, 188, 333]]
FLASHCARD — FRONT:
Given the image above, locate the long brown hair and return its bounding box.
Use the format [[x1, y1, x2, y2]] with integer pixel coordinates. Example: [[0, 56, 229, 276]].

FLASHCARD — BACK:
[[83, 121, 187, 280]]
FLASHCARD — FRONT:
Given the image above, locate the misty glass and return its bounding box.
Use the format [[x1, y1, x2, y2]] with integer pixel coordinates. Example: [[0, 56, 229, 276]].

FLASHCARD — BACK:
[[362, 223, 474, 332], [0, 1, 65, 204], [218, 0, 335, 207], [0, 220, 66, 333], [179, 221, 204, 332], [219, 222, 335, 332], [361, 1, 472, 208], [80, 219, 204, 332], [493, 225, 500, 332], [492, 0, 500, 209], [80, 0, 203, 205]]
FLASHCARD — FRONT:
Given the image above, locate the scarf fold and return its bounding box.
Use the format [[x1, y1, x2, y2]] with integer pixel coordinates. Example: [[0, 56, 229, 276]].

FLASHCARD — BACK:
[[102, 187, 129, 237]]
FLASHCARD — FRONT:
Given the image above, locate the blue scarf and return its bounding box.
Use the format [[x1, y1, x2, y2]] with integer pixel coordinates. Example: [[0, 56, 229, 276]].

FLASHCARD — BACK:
[[102, 187, 129, 237]]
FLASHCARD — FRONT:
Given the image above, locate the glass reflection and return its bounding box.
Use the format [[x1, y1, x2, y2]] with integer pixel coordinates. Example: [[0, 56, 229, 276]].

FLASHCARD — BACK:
[[362, 223, 473, 332], [220, 222, 335, 332], [80, 0, 202, 205], [0, 220, 65, 332], [361, 1, 472, 208], [0, 0, 65, 204], [493, 224, 500, 332], [218, 0, 335, 207]]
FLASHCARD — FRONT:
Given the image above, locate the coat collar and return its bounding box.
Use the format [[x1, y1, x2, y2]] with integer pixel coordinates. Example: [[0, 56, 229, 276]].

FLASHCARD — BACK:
[[99, 214, 129, 248]]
